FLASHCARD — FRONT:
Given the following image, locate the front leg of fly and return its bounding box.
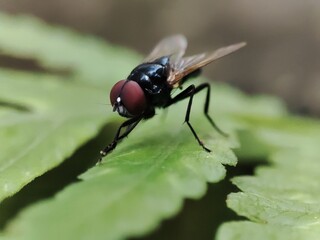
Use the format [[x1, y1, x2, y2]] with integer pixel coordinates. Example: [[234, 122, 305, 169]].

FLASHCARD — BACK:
[[98, 116, 142, 163]]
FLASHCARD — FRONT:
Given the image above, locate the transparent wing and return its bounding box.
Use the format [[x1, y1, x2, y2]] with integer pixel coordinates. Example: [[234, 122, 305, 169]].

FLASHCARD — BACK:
[[143, 35, 187, 63], [168, 42, 246, 86]]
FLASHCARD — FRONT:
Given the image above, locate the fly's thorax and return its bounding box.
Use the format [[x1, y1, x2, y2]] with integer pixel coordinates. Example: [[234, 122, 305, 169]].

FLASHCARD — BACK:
[[127, 58, 172, 107]]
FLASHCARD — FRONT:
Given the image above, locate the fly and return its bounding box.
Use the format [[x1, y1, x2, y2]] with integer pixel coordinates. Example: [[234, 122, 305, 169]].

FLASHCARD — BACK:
[[100, 35, 246, 161]]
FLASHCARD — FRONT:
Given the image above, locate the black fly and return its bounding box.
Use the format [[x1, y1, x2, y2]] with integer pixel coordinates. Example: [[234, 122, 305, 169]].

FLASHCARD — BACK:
[[100, 35, 245, 161]]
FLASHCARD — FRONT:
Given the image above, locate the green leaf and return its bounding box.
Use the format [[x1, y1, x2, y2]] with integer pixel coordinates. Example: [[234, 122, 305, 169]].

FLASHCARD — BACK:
[[217, 221, 320, 240], [217, 116, 320, 239], [2, 85, 237, 240], [0, 69, 108, 201]]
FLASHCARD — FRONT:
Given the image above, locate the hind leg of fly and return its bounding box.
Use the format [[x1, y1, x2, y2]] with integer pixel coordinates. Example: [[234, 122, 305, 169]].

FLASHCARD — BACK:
[[194, 83, 228, 137], [164, 83, 227, 152]]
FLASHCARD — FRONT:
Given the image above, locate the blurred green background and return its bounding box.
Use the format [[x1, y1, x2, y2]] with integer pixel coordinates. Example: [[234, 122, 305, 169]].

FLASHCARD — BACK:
[[1, 0, 319, 117]]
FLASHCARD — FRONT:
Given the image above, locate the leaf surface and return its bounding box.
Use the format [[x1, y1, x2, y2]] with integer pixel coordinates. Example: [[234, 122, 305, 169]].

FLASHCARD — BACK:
[[0, 69, 108, 201], [217, 116, 320, 240]]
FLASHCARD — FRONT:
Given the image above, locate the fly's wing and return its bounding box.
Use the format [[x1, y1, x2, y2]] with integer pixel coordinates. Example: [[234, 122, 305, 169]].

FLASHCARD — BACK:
[[143, 35, 187, 63], [168, 42, 246, 86]]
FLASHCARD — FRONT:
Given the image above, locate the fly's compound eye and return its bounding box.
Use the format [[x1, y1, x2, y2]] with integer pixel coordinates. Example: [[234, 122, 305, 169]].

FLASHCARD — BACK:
[[110, 80, 126, 106], [110, 80, 147, 117]]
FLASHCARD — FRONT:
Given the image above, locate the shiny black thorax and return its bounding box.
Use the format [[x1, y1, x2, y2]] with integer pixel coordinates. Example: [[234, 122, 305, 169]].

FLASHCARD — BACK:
[[127, 56, 172, 108]]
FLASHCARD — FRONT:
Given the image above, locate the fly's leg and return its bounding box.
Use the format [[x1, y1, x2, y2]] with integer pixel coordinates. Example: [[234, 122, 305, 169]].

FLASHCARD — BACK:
[[164, 83, 227, 152], [99, 116, 142, 162], [195, 83, 228, 137], [164, 84, 210, 152]]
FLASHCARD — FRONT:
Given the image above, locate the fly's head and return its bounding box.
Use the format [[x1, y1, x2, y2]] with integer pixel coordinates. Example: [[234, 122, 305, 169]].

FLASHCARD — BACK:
[[110, 80, 147, 118]]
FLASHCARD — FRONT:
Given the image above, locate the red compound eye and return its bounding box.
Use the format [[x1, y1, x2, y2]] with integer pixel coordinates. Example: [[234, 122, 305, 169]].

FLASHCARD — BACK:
[[110, 80, 147, 116], [110, 80, 126, 106]]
